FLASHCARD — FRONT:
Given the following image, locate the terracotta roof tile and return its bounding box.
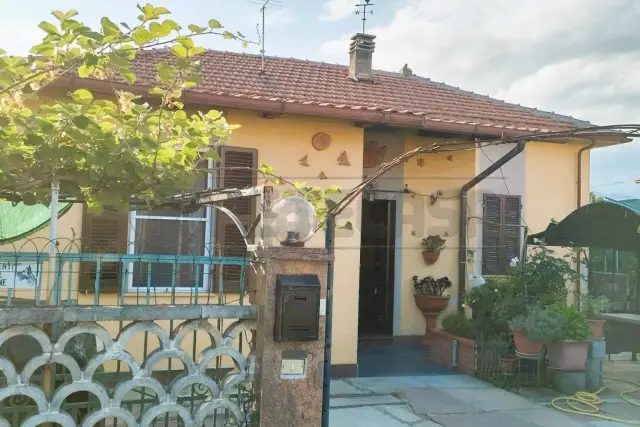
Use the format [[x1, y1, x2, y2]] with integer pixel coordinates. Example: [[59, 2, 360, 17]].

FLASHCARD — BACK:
[[130, 49, 590, 132]]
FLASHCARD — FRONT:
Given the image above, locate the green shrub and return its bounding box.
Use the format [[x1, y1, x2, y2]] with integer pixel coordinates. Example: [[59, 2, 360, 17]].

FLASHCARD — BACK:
[[579, 294, 610, 318], [509, 307, 565, 342], [441, 312, 474, 338], [546, 305, 590, 341]]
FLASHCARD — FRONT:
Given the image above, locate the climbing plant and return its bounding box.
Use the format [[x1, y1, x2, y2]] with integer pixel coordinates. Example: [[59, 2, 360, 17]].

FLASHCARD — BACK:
[[0, 4, 253, 212]]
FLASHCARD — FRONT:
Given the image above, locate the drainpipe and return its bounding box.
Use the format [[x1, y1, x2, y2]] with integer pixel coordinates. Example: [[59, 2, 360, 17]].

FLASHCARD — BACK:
[[576, 139, 596, 303], [458, 140, 526, 310], [321, 215, 336, 427]]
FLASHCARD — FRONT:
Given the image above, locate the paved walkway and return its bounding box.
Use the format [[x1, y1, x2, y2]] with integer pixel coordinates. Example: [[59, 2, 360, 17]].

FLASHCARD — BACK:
[[329, 374, 635, 426]]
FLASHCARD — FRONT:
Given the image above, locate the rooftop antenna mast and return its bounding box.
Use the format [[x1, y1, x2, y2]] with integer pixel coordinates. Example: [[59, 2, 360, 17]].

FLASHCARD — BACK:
[[260, 0, 271, 74], [355, 0, 374, 34]]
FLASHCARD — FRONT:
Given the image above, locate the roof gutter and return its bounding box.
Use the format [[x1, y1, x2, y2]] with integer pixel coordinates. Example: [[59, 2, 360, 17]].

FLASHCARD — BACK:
[[49, 77, 573, 139], [457, 140, 526, 310]]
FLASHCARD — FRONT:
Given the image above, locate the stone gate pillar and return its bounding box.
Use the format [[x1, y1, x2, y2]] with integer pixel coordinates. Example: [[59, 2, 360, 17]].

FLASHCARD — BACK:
[[253, 247, 330, 427]]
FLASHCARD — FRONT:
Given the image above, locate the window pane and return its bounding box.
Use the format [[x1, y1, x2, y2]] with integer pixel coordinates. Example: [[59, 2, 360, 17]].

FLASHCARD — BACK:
[[132, 219, 207, 288]]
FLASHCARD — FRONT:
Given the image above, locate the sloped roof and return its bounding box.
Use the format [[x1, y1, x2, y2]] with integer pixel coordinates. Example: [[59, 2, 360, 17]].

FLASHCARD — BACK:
[[127, 49, 590, 134]]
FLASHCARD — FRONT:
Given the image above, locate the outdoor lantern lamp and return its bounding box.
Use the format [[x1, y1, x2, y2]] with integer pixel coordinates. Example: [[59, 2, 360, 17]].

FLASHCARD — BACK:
[[272, 196, 318, 247]]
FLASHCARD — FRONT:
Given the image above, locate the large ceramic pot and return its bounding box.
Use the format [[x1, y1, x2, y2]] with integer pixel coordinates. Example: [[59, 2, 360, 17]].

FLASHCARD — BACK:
[[511, 329, 543, 355], [414, 294, 450, 338], [546, 340, 589, 370], [588, 319, 606, 339], [422, 251, 440, 265]]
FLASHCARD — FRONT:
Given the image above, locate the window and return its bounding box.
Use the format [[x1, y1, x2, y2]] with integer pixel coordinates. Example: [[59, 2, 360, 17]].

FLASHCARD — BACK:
[[482, 193, 522, 275], [80, 146, 258, 293], [128, 165, 212, 291]]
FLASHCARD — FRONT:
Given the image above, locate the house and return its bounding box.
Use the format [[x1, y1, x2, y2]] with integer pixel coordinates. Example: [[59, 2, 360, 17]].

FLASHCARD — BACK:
[[1, 33, 628, 377]]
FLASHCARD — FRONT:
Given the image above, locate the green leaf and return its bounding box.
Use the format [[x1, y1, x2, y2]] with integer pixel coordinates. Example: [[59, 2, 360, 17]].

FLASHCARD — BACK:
[[77, 64, 91, 78], [242, 41, 248, 48], [174, 110, 187, 119], [0, 48, 5, 55], [208, 19, 222, 29], [65, 10, 79, 19], [121, 71, 136, 83], [72, 115, 90, 129], [176, 36, 194, 48], [71, 89, 93, 105], [154, 6, 170, 15], [222, 31, 235, 40], [30, 43, 55, 57], [100, 17, 121, 36], [52, 10, 67, 22], [109, 52, 130, 67], [38, 21, 59, 35], [323, 184, 341, 196], [132, 27, 152, 45], [237, 31, 245, 38], [149, 22, 163, 37], [150, 87, 164, 95], [162, 19, 181, 31], [188, 24, 205, 34], [170, 44, 188, 58], [190, 46, 206, 56]]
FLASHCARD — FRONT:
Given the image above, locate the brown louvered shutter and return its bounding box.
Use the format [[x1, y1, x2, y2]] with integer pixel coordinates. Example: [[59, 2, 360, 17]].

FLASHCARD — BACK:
[[482, 194, 502, 275], [215, 146, 257, 292], [503, 195, 522, 272], [79, 207, 129, 293]]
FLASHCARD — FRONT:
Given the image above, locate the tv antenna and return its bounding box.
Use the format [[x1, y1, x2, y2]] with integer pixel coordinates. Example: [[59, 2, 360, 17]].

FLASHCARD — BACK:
[[355, 0, 374, 34]]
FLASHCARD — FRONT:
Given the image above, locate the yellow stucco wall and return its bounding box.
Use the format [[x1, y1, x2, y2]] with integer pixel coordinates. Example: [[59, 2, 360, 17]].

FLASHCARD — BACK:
[[399, 136, 476, 335], [524, 142, 590, 234], [225, 109, 364, 366]]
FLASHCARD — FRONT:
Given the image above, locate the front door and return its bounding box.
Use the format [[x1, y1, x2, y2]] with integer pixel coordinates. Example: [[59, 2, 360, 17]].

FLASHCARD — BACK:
[[358, 198, 396, 337]]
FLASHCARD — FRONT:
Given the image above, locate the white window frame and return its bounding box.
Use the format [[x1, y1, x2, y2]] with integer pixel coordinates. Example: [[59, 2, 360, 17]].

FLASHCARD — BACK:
[[126, 161, 215, 293]]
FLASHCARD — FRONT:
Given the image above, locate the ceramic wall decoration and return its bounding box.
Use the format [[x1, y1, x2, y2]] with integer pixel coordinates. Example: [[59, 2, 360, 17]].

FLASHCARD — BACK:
[[337, 151, 351, 166], [312, 132, 332, 151], [299, 155, 309, 166], [363, 140, 387, 168], [319, 171, 328, 179]]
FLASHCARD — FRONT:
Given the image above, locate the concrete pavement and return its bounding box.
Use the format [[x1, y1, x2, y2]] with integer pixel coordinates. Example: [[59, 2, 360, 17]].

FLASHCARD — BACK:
[[329, 375, 633, 426]]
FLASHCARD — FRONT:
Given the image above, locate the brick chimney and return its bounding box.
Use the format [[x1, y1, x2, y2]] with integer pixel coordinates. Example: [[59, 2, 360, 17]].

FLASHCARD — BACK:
[[349, 33, 376, 81]]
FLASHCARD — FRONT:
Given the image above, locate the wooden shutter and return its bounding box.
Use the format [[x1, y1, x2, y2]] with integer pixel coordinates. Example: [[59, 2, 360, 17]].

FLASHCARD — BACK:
[[482, 193, 522, 275], [503, 195, 522, 272], [215, 146, 258, 292], [482, 194, 502, 275], [79, 207, 129, 293]]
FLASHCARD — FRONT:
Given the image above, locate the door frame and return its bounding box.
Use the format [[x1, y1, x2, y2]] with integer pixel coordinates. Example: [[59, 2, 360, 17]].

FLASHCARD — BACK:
[[364, 191, 404, 336]]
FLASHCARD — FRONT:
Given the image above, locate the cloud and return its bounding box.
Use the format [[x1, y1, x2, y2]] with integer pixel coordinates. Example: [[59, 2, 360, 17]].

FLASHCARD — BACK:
[[319, 0, 354, 22], [266, 9, 295, 26], [319, 0, 640, 199]]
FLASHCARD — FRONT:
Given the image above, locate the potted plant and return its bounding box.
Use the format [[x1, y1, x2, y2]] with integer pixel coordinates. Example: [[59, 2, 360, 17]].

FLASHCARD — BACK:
[[545, 305, 590, 370], [508, 307, 563, 355], [421, 235, 446, 265], [413, 275, 452, 333], [580, 294, 610, 338]]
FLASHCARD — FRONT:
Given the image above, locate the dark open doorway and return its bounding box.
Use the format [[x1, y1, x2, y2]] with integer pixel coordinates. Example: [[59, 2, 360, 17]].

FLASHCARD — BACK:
[[358, 198, 396, 337]]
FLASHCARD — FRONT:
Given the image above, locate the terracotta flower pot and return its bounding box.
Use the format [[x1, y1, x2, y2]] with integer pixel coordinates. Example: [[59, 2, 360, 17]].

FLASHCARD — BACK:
[[546, 340, 589, 370], [588, 319, 606, 339], [414, 294, 450, 334], [499, 356, 518, 374], [422, 251, 440, 265], [511, 329, 543, 355]]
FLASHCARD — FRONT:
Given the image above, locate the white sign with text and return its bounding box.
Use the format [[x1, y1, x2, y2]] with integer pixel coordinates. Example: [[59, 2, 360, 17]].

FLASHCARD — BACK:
[[0, 262, 40, 288]]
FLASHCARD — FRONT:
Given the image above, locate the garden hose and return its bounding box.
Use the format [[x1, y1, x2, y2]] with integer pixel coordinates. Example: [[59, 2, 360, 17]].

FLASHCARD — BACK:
[[550, 376, 640, 425]]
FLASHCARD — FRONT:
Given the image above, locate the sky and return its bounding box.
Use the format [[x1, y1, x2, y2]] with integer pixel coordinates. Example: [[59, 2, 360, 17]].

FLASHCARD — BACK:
[[1, 0, 638, 199]]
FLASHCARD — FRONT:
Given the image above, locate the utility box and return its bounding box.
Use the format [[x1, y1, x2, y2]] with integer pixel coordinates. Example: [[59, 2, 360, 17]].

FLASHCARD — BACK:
[[274, 274, 321, 342]]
